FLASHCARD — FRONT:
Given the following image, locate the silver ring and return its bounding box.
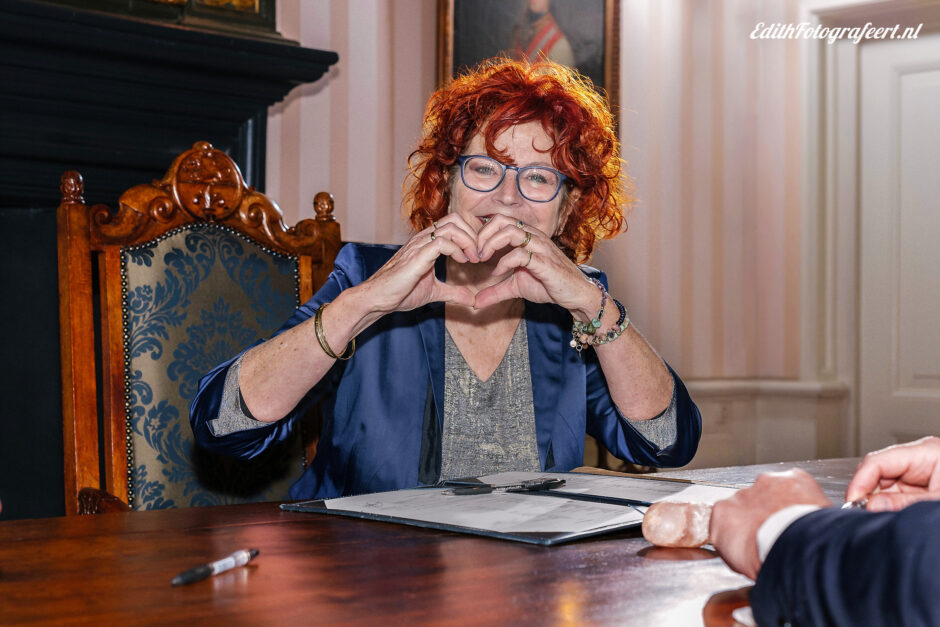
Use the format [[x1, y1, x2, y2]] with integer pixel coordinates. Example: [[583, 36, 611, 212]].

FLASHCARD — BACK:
[[524, 250, 533, 267], [430, 230, 437, 241], [516, 220, 525, 229], [520, 231, 532, 247]]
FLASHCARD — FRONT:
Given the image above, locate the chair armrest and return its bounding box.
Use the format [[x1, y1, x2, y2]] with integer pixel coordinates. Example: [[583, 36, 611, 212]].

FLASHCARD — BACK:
[[77, 487, 132, 515]]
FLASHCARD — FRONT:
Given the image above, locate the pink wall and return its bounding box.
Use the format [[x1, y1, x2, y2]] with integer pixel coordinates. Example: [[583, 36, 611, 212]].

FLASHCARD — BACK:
[[594, 0, 803, 380], [269, 0, 805, 382], [268, 0, 436, 245]]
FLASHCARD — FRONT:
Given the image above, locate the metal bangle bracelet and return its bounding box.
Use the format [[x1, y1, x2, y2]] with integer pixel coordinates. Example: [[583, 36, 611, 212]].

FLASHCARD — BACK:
[[314, 302, 356, 360]]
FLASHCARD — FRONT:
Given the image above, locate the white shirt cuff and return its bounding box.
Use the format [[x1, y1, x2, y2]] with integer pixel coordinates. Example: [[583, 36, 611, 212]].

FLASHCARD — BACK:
[[756, 504, 822, 562]]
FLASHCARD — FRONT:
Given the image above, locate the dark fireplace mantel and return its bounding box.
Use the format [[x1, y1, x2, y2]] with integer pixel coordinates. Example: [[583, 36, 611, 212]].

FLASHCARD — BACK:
[[0, 0, 338, 520], [1, 0, 338, 207]]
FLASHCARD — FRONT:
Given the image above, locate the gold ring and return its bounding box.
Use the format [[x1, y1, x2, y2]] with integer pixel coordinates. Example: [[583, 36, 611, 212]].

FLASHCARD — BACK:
[[433, 220, 439, 228], [520, 231, 532, 247], [524, 250, 533, 267]]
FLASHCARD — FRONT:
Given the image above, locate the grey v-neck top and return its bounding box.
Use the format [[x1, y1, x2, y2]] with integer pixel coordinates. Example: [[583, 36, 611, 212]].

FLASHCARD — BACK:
[[440, 319, 542, 480]]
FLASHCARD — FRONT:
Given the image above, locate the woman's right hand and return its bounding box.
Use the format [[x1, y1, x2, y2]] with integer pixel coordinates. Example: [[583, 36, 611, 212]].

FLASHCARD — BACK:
[[357, 214, 478, 313], [239, 215, 479, 423]]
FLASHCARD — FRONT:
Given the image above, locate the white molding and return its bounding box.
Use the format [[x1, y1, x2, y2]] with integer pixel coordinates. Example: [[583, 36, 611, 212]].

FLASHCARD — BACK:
[[799, 0, 940, 457], [812, 0, 940, 29], [799, 6, 825, 383], [687, 378, 850, 399], [682, 377, 850, 468]]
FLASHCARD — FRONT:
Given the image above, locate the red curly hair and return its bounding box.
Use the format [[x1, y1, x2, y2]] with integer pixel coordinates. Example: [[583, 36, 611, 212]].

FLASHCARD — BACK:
[[404, 58, 631, 263]]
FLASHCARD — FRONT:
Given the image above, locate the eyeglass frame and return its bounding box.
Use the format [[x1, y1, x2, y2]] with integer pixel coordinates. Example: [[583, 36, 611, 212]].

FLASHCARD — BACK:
[[456, 154, 569, 203]]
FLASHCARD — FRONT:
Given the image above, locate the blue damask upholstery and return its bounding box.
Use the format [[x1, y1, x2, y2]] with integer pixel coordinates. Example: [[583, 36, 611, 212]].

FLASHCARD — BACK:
[[123, 224, 305, 509], [58, 142, 341, 515]]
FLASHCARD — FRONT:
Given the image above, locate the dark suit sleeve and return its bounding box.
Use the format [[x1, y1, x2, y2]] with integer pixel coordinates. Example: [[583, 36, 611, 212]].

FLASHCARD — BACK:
[[751, 501, 940, 627]]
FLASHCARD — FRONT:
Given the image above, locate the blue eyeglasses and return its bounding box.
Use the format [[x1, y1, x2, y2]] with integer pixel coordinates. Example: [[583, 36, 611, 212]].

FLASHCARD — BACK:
[[457, 155, 568, 202]]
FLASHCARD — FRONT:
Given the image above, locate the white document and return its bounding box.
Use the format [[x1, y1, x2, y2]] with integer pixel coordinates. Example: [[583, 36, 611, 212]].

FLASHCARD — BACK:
[[327, 486, 643, 533], [314, 471, 739, 542]]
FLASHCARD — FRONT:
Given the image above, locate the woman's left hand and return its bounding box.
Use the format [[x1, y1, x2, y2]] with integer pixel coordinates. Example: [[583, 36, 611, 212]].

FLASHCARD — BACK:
[[473, 214, 599, 319], [474, 215, 675, 423]]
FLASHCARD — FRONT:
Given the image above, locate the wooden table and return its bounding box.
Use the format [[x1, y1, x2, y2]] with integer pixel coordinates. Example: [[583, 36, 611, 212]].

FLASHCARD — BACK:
[[0, 459, 859, 625]]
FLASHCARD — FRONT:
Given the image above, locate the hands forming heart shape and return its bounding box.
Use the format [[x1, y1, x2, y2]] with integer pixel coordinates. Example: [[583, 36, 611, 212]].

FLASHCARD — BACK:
[[361, 213, 601, 322]]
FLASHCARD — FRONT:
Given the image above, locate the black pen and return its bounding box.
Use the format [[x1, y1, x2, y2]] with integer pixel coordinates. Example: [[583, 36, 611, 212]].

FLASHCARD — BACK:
[[443, 477, 566, 495], [171, 548, 259, 586]]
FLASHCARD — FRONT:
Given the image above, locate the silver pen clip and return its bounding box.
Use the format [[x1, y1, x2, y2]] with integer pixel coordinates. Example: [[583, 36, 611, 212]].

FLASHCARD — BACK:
[[841, 497, 869, 510]]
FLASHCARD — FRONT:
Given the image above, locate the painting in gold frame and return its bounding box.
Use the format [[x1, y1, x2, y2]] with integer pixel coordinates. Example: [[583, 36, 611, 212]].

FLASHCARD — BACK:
[[194, 0, 259, 11], [437, 0, 620, 119]]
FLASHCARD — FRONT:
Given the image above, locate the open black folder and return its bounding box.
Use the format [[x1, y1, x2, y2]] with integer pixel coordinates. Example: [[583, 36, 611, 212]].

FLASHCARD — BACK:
[[281, 471, 738, 546]]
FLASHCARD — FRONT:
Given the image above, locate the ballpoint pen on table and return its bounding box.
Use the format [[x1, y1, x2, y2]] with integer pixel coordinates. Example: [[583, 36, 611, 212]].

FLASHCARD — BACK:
[[171, 548, 259, 586], [442, 477, 566, 495]]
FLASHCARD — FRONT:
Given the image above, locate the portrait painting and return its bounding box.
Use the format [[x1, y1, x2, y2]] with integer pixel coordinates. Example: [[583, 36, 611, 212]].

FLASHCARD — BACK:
[[438, 0, 620, 116]]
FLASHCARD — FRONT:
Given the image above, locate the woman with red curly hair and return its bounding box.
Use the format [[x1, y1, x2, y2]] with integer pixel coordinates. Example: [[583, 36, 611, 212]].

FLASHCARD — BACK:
[[192, 59, 701, 500]]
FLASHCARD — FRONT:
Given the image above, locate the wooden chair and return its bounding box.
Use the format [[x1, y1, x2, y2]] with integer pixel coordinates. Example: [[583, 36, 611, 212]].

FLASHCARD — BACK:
[[57, 141, 341, 515]]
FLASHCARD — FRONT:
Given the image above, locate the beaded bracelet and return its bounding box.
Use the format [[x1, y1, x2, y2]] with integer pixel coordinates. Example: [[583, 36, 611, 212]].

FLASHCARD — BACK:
[[570, 278, 606, 354], [571, 278, 607, 338], [314, 302, 356, 360], [593, 298, 630, 346], [570, 297, 630, 354]]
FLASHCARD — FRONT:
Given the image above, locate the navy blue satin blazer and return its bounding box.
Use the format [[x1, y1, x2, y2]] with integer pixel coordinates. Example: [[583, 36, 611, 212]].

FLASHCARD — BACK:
[[190, 243, 702, 500], [752, 501, 940, 626]]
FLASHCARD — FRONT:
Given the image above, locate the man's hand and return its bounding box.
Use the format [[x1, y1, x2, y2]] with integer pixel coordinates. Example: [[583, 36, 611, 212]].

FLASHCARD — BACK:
[[710, 469, 831, 580], [846, 436, 940, 512]]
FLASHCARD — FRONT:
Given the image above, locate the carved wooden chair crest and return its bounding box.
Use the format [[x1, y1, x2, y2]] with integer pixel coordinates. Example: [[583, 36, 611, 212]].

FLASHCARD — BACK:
[[58, 141, 341, 514]]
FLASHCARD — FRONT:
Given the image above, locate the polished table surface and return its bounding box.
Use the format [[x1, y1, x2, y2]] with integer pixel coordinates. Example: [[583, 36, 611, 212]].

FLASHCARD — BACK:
[[0, 458, 859, 625]]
